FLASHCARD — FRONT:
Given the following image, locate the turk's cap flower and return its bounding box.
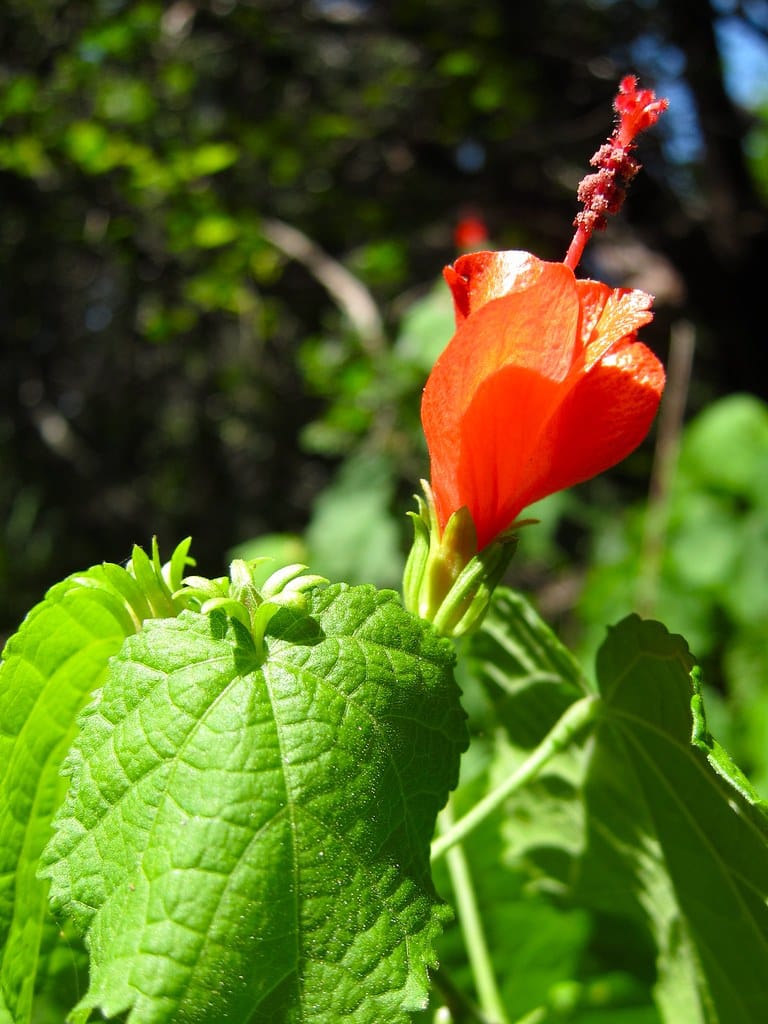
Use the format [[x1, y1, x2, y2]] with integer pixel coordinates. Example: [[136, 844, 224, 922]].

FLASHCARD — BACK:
[[405, 76, 667, 635], [422, 249, 665, 552]]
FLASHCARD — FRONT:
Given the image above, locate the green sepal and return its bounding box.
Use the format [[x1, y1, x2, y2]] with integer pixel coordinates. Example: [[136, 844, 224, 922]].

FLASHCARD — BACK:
[[403, 480, 517, 637]]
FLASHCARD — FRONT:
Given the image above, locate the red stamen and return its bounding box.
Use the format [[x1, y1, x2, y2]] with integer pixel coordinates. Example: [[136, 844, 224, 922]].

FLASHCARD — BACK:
[[563, 76, 668, 272]]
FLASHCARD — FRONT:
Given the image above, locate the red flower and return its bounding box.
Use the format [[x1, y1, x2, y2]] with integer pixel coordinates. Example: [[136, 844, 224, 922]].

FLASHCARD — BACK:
[[421, 249, 665, 550]]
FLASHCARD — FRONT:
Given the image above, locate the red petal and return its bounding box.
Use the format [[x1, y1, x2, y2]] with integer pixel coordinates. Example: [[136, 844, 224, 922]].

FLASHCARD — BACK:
[[445, 365, 566, 547], [424, 261, 583, 536], [575, 281, 654, 368], [517, 339, 665, 508], [443, 250, 546, 327]]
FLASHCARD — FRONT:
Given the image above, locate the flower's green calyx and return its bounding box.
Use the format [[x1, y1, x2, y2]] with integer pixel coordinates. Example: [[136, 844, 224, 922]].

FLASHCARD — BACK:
[[403, 481, 517, 638]]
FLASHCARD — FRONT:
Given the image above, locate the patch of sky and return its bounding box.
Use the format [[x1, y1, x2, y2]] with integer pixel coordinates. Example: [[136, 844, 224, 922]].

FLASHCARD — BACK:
[[715, 13, 768, 108], [630, 33, 702, 164], [607, 3, 765, 166]]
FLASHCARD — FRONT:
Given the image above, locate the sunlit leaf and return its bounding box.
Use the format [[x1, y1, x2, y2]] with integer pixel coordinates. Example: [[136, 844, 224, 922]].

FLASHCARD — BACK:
[[41, 584, 466, 1023], [0, 542, 192, 1024]]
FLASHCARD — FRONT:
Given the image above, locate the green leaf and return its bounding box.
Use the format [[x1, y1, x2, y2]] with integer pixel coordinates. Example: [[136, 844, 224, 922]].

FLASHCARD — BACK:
[[468, 587, 590, 748], [468, 594, 768, 1022], [0, 580, 132, 1023], [431, 756, 593, 1022], [393, 279, 456, 373], [465, 590, 594, 880], [179, 142, 239, 179], [0, 541, 193, 1023], [434, 593, 657, 1021], [676, 393, 768, 506], [40, 584, 466, 1023], [579, 617, 768, 1023], [192, 214, 240, 248]]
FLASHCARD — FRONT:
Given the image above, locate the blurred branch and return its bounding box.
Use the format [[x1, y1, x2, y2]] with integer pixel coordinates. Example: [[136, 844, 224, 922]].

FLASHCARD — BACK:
[[260, 217, 386, 355], [636, 320, 695, 616], [30, 402, 96, 475]]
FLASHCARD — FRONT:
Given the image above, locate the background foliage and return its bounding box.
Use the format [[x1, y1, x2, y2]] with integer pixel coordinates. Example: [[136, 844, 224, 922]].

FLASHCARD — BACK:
[[3, 0, 768, 755], [3, 0, 768, 629], [4, 1, 768, 1021]]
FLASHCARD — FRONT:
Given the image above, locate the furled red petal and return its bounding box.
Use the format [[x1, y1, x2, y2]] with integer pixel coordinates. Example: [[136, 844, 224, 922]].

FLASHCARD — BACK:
[[423, 260, 583, 533], [444, 250, 546, 326], [515, 338, 665, 509], [423, 249, 665, 549]]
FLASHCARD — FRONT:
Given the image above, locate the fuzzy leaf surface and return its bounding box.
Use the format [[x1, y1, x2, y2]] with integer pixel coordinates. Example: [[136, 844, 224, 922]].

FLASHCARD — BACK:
[[0, 574, 138, 1023], [41, 584, 466, 1024]]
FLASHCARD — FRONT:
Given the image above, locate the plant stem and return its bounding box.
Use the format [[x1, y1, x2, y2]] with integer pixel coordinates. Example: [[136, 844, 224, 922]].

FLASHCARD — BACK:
[[512, 1008, 547, 1024], [432, 695, 599, 862], [441, 799, 510, 1024]]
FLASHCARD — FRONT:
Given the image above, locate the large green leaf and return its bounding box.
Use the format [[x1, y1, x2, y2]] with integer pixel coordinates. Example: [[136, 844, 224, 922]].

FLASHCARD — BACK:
[[463, 592, 658, 1020], [577, 616, 768, 1024], [0, 541, 191, 1024], [40, 583, 466, 1023], [469, 593, 768, 1023], [466, 588, 593, 876]]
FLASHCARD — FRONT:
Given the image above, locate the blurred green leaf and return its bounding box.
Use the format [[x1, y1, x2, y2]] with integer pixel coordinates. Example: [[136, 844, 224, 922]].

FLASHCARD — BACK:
[[192, 214, 240, 248], [177, 142, 240, 180], [677, 394, 768, 505], [394, 279, 455, 373], [306, 452, 404, 589]]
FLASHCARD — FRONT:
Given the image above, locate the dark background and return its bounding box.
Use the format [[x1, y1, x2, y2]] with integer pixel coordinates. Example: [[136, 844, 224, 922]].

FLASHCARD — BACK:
[[2, 0, 768, 637]]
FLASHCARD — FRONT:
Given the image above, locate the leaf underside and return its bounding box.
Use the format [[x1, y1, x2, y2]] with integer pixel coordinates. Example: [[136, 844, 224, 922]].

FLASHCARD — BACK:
[[581, 616, 768, 1024], [470, 591, 768, 1024]]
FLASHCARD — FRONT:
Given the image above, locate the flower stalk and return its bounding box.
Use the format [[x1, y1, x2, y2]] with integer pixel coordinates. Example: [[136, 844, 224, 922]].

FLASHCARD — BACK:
[[431, 694, 600, 862]]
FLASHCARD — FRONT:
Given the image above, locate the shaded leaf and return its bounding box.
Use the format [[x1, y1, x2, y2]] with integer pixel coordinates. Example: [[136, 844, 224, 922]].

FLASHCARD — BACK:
[[578, 616, 768, 1023]]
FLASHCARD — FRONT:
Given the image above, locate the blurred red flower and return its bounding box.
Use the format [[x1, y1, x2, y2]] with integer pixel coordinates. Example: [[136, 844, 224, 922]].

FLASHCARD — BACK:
[[422, 249, 665, 550]]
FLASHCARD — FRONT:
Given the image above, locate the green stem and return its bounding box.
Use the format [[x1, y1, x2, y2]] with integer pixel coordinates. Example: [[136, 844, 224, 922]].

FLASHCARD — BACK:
[[432, 695, 599, 863], [511, 1008, 547, 1024], [441, 799, 510, 1024]]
